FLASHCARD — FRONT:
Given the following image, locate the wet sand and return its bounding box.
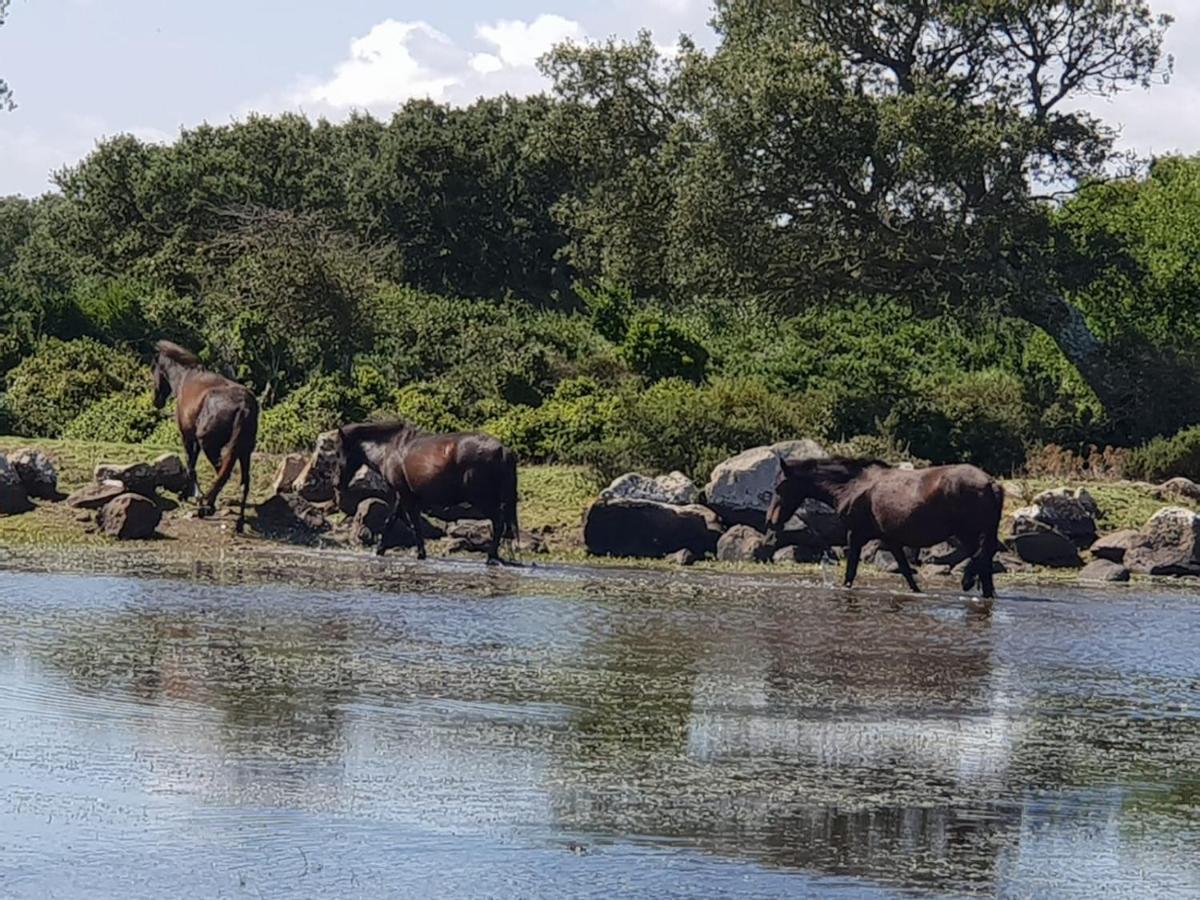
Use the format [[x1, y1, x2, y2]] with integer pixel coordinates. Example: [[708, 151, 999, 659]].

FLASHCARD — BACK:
[[0, 552, 1198, 898]]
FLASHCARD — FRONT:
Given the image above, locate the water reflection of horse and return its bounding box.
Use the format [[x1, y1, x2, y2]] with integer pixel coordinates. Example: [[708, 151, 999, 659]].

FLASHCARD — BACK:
[[336, 421, 520, 564], [151, 341, 259, 533], [767, 456, 1004, 599]]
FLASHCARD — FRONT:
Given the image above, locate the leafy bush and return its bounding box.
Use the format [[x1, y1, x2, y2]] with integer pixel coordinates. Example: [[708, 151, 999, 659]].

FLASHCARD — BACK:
[[580, 376, 832, 482], [4, 337, 145, 437], [62, 391, 165, 444], [887, 369, 1034, 475], [578, 280, 632, 343], [484, 377, 618, 461], [620, 311, 709, 383], [1127, 426, 1200, 483], [258, 368, 391, 453], [388, 382, 469, 433]]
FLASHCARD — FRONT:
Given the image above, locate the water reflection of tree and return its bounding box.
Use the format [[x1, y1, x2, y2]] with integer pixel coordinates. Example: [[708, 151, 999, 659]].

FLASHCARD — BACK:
[[36, 608, 359, 765], [545, 591, 1019, 894]]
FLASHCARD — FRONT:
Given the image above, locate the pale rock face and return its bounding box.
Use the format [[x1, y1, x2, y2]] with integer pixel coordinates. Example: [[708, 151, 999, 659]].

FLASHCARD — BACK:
[[1126, 507, 1200, 577], [293, 431, 342, 503], [0, 453, 34, 514], [9, 448, 60, 500], [704, 440, 828, 527], [1010, 487, 1099, 548], [600, 471, 698, 506]]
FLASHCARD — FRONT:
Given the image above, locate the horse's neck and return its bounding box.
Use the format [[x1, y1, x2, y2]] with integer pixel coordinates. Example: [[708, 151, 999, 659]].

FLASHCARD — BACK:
[[813, 472, 863, 513], [162, 359, 195, 398]]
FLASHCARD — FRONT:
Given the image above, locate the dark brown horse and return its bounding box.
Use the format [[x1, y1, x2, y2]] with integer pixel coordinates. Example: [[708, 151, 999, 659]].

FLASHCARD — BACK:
[[151, 341, 259, 533], [766, 457, 1004, 599], [336, 421, 520, 564]]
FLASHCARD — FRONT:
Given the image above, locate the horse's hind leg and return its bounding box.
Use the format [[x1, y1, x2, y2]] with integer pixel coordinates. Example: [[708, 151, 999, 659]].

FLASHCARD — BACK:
[[235, 454, 251, 535], [184, 437, 202, 502], [844, 532, 864, 588], [888, 542, 922, 594], [487, 512, 504, 566]]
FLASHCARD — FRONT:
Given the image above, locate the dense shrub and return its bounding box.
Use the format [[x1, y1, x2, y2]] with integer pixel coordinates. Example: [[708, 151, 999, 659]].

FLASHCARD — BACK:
[[63, 391, 165, 444], [888, 370, 1034, 475], [580, 376, 832, 482], [4, 337, 144, 437], [258, 368, 391, 453], [388, 382, 469, 433], [1127, 426, 1200, 483], [484, 377, 618, 461], [620, 311, 709, 383]]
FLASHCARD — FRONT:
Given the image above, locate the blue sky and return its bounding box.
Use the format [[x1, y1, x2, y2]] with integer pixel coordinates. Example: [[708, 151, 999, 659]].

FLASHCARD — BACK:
[[1, 0, 1196, 197]]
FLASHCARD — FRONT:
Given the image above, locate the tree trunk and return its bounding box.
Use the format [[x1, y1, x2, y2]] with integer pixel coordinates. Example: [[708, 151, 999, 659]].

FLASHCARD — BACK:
[[1016, 289, 1193, 443]]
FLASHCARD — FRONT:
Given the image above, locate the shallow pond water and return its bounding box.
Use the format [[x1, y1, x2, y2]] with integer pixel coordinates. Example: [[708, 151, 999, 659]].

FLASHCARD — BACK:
[[1, 559, 1198, 898]]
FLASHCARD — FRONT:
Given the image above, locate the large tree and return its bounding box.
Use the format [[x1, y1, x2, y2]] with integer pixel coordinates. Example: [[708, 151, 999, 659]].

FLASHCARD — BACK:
[[544, 1, 1177, 436], [0, 0, 12, 111]]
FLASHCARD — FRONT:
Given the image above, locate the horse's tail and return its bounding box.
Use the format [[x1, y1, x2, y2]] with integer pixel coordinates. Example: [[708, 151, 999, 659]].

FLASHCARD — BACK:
[[205, 400, 255, 505], [963, 481, 1005, 593], [501, 449, 520, 549]]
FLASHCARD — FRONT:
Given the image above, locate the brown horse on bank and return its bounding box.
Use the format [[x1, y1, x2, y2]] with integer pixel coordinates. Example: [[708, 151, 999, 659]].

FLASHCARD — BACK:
[[766, 457, 1004, 599], [152, 341, 259, 533], [336, 421, 520, 564]]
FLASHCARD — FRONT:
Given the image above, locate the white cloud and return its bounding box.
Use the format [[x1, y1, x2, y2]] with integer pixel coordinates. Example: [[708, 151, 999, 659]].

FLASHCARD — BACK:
[[469, 53, 504, 76], [296, 19, 465, 112], [475, 14, 584, 70]]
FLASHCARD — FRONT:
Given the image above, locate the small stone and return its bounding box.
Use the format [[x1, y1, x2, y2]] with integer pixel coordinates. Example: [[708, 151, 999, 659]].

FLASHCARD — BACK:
[[152, 454, 190, 496], [94, 462, 158, 498], [1079, 559, 1131, 584], [772, 545, 821, 565], [716, 524, 772, 563], [667, 548, 697, 566]]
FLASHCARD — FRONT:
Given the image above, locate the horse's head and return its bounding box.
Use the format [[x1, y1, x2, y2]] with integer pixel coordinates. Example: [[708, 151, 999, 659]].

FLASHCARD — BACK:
[[150, 354, 172, 409], [765, 455, 817, 533]]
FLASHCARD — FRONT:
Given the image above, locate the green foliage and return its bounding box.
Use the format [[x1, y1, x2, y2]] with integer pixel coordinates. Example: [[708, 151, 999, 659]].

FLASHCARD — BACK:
[[582, 376, 833, 482], [257, 368, 391, 453], [888, 370, 1035, 475], [1128, 427, 1200, 483], [388, 383, 469, 433], [4, 337, 144, 437], [620, 311, 709, 383], [485, 377, 618, 461], [62, 391, 165, 444], [578, 280, 632, 342]]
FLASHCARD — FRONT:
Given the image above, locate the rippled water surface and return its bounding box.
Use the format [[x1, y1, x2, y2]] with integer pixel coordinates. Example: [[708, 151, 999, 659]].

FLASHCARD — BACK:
[[1, 559, 1199, 898]]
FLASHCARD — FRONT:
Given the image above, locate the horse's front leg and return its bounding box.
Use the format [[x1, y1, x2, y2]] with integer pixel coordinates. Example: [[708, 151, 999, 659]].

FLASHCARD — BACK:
[[844, 532, 864, 588], [375, 497, 400, 557], [394, 487, 426, 560], [887, 542, 922, 594]]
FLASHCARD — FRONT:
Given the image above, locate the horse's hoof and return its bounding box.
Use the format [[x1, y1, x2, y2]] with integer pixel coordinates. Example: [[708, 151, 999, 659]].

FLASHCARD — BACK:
[[375, 547, 388, 558], [416, 551, 427, 561], [234, 522, 245, 535], [486, 557, 501, 567]]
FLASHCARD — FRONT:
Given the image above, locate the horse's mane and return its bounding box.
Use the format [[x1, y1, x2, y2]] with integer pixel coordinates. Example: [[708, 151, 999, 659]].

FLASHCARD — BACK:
[[340, 419, 425, 443], [155, 340, 201, 368], [788, 455, 892, 481]]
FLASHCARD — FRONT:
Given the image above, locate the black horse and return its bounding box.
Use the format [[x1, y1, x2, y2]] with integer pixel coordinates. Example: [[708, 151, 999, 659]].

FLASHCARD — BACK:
[[337, 421, 520, 564], [766, 456, 1004, 599]]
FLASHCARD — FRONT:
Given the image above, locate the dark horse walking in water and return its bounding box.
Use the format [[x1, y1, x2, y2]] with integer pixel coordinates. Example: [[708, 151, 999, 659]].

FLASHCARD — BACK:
[[152, 341, 259, 533], [337, 421, 520, 564], [766, 457, 1004, 599]]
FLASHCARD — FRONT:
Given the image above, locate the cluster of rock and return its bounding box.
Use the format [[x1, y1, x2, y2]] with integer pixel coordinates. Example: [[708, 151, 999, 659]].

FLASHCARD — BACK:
[[64, 454, 188, 540], [259, 430, 546, 555], [584, 441, 843, 565]]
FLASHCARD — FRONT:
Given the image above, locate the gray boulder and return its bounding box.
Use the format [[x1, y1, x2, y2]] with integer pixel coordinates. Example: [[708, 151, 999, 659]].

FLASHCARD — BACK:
[[862, 540, 919, 573], [255, 493, 330, 537], [152, 454, 190, 497], [1079, 559, 1131, 584], [1008, 528, 1082, 568], [1089, 529, 1147, 564], [584, 498, 724, 559], [350, 497, 392, 547], [1157, 477, 1200, 503], [66, 481, 127, 510], [94, 461, 158, 498], [336, 464, 392, 515], [270, 453, 308, 496], [703, 440, 829, 527], [1126, 507, 1200, 577], [0, 454, 34, 514], [9, 448, 60, 500], [293, 431, 341, 503], [716, 524, 772, 563], [1011, 488, 1099, 548], [601, 471, 698, 506], [97, 493, 162, 540], [773, 544, 823, 565], [919, 540, 971, 568]]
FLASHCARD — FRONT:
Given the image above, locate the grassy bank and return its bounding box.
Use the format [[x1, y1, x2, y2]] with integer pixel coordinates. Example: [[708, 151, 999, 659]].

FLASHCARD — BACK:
[[0, 436, 1195, 577]]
